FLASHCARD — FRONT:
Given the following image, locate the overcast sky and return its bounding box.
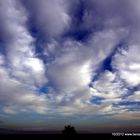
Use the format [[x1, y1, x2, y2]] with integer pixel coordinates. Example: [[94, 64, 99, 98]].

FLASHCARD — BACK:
[[0, 0, 140, 132]]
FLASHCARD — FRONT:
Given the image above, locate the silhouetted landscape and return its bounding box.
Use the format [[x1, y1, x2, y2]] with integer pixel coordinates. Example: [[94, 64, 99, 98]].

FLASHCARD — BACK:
[[0, 125, 140, 139]]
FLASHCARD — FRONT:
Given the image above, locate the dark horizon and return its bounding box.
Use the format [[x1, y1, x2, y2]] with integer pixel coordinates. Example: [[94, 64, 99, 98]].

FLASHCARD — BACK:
[[0, 125, 140, 134]]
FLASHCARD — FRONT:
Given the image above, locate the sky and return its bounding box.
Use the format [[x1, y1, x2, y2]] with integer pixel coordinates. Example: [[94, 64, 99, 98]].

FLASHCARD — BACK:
[[0, 0, 140, 133]]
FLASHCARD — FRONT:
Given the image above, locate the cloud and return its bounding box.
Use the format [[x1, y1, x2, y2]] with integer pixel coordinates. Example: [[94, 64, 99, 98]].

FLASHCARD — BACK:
[[112, 111, 140, 120], [46, 40, 92, 92], [0, 0, 140, 125], [44, 30, 125, 114], [112, 45, 140, 87], [127, 91, 140, 102], [110, 0, 140, 87], [22, 0, 71, 38], [0, 0, 47, 114], [0, 0, 47, 86], [90, 71, 127, 99], [0, 65, 47, 114], [0, 54, 5, 65]]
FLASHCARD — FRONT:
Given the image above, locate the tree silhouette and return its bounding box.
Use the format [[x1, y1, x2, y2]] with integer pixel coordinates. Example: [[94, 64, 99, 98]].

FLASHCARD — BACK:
[[62, 125, 77, 136]]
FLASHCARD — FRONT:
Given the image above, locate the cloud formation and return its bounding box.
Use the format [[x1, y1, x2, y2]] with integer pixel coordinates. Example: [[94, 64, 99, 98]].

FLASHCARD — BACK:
[[0, 0, 140, 126]]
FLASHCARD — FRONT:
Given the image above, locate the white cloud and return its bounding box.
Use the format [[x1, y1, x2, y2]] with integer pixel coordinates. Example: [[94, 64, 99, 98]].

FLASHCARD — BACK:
[[0, 65, 47, 114], [127, 91, 140, 102], [0, 0, 48, 114], [47, 60, 92, 93], [99, 104, 113, 113], [22, 0, 71, 38], [44, 29, 125, 110], [0, 0, 47, 87], [112, 45, 140, 87], [112, 111, 140, 120], [3, 106, 16, 114], [0, 54, 5, 65], [86, 28, 128, 64], [46, 40, 93, 93], [46, 26, 127, 93], [90, 71, 127, 99]]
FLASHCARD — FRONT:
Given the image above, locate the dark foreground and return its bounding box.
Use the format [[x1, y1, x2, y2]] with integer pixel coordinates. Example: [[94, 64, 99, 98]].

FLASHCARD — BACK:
[[0, 133, 140, 140], [0, 129, 140, 139]]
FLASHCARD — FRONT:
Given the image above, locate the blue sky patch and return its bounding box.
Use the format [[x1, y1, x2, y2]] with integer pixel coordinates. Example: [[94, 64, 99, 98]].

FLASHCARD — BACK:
[[90, 96, 105, 105]]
